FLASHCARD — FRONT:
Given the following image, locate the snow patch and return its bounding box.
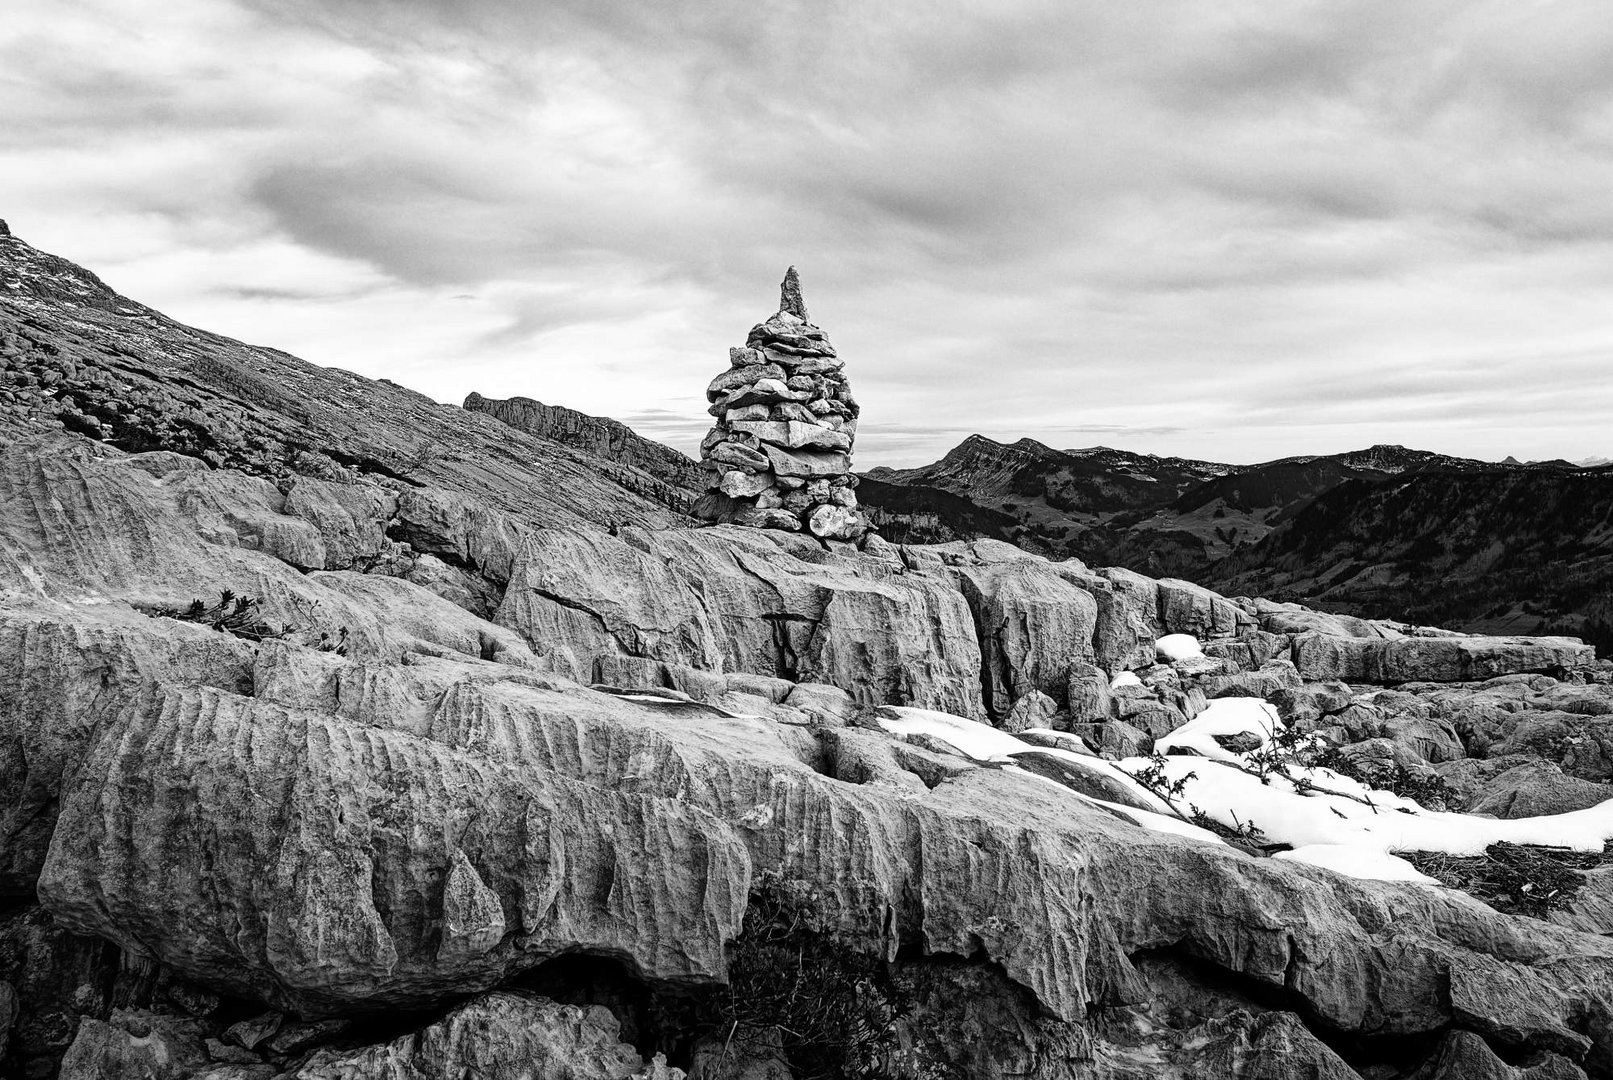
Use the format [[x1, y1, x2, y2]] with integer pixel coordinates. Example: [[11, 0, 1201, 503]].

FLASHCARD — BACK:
[[1154, 698, 1281, 763], [1275, 845, 1438, 884], [878, 695, 1613, 888], [1155, 634, 1204, 662]]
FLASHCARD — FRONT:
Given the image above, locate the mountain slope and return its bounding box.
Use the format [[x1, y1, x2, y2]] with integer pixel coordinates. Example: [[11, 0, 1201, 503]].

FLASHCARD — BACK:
[[462, 390, 703, 513], [867, 434, 1604, 623], [1207, 467, 1613, 647], [867, 433, 1231, 518], [0, 222, 684, 533], [861, 434, 1230, 570]]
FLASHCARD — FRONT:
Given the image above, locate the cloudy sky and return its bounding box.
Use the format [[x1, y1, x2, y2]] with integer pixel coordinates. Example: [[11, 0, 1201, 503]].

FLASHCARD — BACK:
[[5, 1, 1613, 467]]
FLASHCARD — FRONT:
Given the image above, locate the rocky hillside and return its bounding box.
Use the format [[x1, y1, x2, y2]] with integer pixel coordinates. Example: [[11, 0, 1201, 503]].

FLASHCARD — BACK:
[[462, 391, 703, 514], [0, 224, 685, 534], [866, 435, 1604, 637], [6, 223, 1613, 1080], [863, 435, 1231, 568], [1208, 467, 1613, 649]]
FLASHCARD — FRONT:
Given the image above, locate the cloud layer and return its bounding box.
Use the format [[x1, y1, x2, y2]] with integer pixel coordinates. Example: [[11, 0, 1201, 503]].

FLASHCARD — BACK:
[[5, 0, 1613, 465]]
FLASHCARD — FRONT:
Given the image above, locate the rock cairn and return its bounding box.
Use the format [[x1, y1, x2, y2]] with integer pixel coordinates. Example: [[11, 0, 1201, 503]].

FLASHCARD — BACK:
[[693, 267, 870, 541]]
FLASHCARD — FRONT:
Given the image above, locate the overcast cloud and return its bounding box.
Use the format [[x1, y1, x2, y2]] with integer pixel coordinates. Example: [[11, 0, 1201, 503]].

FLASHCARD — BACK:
[[4, 0, 1613, 466]]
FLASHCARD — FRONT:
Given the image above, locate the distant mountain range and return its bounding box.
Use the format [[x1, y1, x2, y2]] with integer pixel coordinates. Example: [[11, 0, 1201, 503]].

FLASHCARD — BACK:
[[863, 435, 1574, 570], [860, 435, 1610, 650]]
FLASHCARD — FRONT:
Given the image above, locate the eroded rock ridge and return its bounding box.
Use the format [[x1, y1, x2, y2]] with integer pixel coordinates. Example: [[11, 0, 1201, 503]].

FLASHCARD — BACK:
[[1, 226, 1612, 1080]]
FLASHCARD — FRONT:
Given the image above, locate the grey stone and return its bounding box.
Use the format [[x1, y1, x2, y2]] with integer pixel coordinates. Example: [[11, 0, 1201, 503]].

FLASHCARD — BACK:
[[1003, 690, 1059, 733], [760, 443, 851, 478], [1293, 633, 1595, 684], [290, 991, 681, 1079], [707, 441, 771, 472], [719, 470, 772, 498], [706, 364, 786, 401], [728, 420, 851, 452]]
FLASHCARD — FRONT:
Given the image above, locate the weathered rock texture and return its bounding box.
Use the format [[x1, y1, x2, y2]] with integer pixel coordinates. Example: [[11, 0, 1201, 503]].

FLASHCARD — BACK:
[[691, 268, 869, 541], [462, 391, 704, 515], [5, 225, 1613, 1080]]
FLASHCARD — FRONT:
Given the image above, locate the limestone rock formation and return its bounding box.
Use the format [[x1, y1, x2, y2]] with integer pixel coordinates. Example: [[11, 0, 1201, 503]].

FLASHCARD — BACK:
[[692, 268, 869, 542], [8, 224, 1613, 1080], [462, 391, 704, 514], [292, 992, 681, 1079]]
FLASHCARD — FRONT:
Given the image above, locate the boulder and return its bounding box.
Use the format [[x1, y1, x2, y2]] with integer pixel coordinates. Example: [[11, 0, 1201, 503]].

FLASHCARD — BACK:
[[806, 503, 859, 540], [1413, 1029, 1585, 1080], [57, 1010, 209, 1080], [952, 557, 1098, 720], [1003, 690, 1059, 733], [496, 526, 985, 717], [1073, 566, 1162, 671], [1491, 714, 1613, 782], [1066, 662, 1114, 726], [1156, 578, 1250, 640], [1293, 633, 1595, 684], [1381, 712, 1465, 764], [1464, 760, 1613, 818], [292, 991, 681, 1079]]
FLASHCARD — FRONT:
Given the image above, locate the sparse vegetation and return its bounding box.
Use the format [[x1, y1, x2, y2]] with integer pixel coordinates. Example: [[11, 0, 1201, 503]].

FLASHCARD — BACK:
[[1313, 747, 1453, 810], [154, 589, 347, 653], [1120, 751, 1197, 816], [693, 869, 956, 1080], [1406, 842, 1609, 917]]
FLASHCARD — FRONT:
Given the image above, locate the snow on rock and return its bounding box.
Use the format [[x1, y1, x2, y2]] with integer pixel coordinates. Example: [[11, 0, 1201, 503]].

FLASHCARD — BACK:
[[879, 706, 1029, 760], [884, 696, 1613, 888], [1133, 750, 1613, 856], [1062, 788, 1228, 845], [1018, 728, 1099, 756], [1153, 698, 1281, 763], [1275, 845, 1438, 884], [1111, 671, 1143, 689], [1155, 634, 1204, 662]]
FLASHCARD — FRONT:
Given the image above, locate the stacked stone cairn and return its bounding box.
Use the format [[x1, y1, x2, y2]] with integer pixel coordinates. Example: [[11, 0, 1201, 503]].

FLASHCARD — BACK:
[[692, 267, 870, 541]]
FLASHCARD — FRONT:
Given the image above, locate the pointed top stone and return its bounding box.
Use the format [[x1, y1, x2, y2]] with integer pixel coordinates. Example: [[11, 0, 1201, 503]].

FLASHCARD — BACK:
[[779, 266, 808, 321]]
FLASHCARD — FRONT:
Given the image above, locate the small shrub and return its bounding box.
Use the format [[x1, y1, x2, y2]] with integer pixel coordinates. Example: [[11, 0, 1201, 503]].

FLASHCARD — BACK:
[[155, 590, 347, 653], [1187, 804, 1267, 847], [1313, 748, 1453, 810], [1120, 752, 1197, 814]]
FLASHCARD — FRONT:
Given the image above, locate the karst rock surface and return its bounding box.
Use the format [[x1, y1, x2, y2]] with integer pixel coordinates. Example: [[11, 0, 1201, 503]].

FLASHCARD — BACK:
[[3, 225, 1613, 1080]]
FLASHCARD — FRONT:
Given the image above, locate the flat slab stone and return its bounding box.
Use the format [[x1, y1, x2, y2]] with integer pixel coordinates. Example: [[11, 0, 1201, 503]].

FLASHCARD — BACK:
[[715, 379, 810, 411], [762, 443, 851, 478], [1293, 633, 1596, 683], [729, 420, 851, 453], [707, 363, 786, 401]]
